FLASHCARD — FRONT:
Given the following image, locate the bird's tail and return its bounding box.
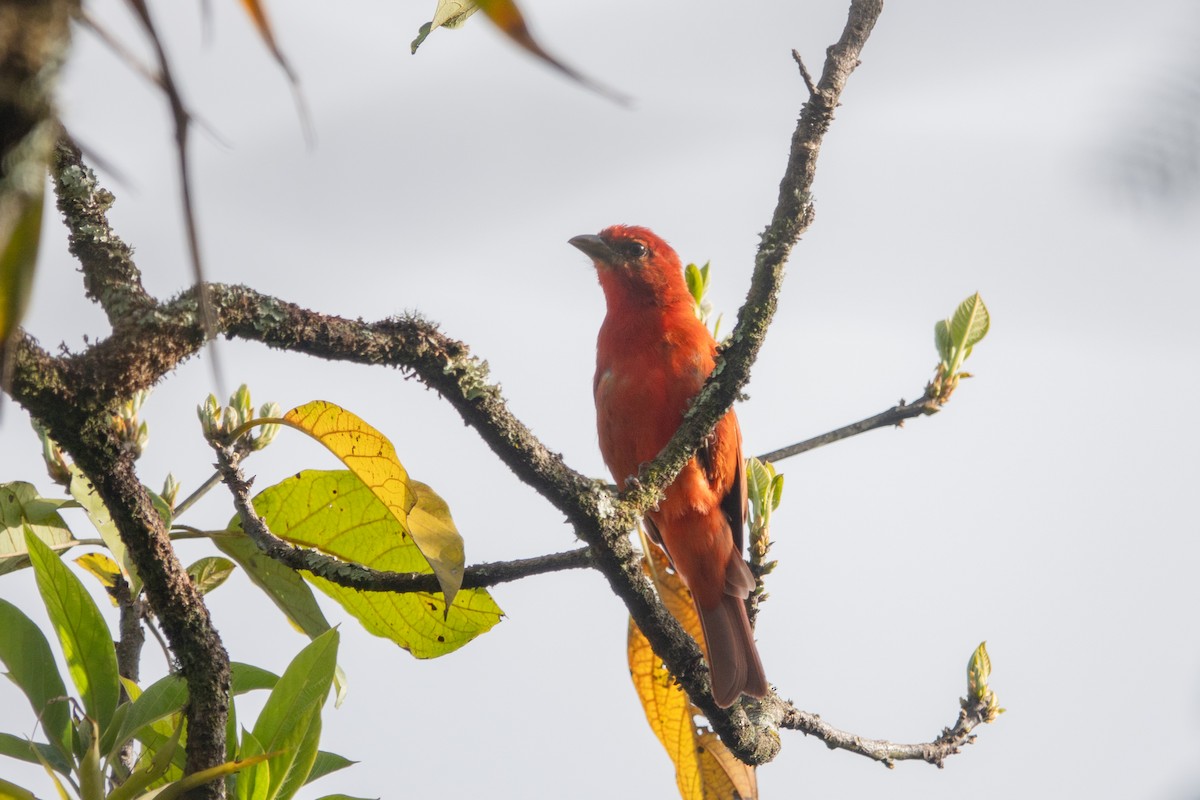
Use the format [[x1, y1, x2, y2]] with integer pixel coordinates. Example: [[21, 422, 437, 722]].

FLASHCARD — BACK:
[[696, 558, 769, 707]]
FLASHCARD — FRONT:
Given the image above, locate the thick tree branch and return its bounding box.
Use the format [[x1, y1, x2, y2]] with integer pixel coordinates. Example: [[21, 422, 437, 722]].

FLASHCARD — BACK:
[[211, 441, 593, 591], [52, 139, 154, 322]]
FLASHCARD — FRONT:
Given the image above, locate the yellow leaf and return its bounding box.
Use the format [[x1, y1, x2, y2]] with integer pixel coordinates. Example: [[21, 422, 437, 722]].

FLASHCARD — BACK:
[[74, 552, 123, 596], [281, 401, 463, 605], [628, 545, 756, 799]]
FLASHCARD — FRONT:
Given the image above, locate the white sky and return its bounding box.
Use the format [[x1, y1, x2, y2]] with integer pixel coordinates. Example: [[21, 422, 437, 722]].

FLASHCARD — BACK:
[[3, 0, 1200, 798]]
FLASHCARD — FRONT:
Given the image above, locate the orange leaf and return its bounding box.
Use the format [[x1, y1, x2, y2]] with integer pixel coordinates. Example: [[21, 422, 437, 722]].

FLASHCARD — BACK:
[[236, 0, 314, 143], [413, 0, 628, 105], [628, 545, 757, 800]]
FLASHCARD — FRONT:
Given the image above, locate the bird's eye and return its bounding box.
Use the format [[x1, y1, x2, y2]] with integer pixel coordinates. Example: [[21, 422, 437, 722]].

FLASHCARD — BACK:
[[625, 241, 648, 260]]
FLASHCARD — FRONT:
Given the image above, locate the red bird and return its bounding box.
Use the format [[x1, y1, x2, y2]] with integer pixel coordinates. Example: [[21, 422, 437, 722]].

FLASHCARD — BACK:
[[570, 224, 769, 707]]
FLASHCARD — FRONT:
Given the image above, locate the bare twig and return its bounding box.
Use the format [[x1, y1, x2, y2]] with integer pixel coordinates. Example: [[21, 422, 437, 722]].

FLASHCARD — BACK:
[[793, 49, 818, 97], [778, 691, 994, 768], [757, 392, 940, 463]]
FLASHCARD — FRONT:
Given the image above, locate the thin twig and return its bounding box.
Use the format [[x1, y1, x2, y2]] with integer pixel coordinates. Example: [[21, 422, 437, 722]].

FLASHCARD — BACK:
[[778, 691, 994, 768], [756, 392, 940, 463], [793, 49, 818, 97], [173, 469, 222, 517]]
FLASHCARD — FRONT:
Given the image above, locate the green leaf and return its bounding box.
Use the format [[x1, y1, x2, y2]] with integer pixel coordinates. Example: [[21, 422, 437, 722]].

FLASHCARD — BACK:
[[232, 662, 280, 695], [769, 473, 784, 512], [235, 729, 270, 800], [0, 776, 38, 800], [107, 716, 184, 800], [275, 709, 322, 800], [103, 674, 187, 761], [24, 529, 120, 734], [0, 598, 71, 759], [216, 530, 334, 638], [0, 482, 75, 575], [933, 318, 953, 364], [151, 749, 274, 800], [249, 470, 502, 658], [279, 401, 467, 604], [77, 715, 103, 800], [186, 556, 236, 594], [0, 733, 71, 775], [251, 629, 339, 800], [949, 292, 990, 352], [68, 464, 141, 596], [304, 750, 357, 785]]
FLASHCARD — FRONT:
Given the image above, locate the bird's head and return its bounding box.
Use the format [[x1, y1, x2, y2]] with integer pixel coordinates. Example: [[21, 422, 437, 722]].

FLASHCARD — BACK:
[[569, 225, 692, 308]]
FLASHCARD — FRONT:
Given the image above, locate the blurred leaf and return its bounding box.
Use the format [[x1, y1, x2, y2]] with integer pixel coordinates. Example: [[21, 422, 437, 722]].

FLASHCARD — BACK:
[[934, 319, 952, 365], [186, 555, 236, 594], [237, 0, 293, 78], [74, 552, 123, 596], [77, 714, 103, 800], [25, 529, 120, 735], [68, 464, 141, 596], [0, 776, 37, 800], [280, 401, 467, 605], [0, 482, 75, 575], [102, 674, 187, 761], [150, 750, 274, 800], [106, 715, 184, 800], [0, 733, 71, 775], [0, 179, 43, 375], [412, 0, 628, 103], [0, 599, 71, 759], [251, 629, 339, 800], [628, 547, 756, 799], [235, 729, 270, 800], [249, 470, 501, 658]]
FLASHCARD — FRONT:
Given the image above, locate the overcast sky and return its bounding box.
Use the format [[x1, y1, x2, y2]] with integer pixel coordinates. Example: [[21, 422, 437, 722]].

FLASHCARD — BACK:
[[3, 1, 1200, 798]]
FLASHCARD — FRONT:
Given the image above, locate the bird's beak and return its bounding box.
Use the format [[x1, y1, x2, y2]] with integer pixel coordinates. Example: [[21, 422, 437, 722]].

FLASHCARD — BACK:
[[569, 234, 615, 264]]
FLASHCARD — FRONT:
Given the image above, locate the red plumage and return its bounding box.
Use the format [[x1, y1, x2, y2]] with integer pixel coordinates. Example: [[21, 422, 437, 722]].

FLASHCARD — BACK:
[[570, 224, 769, 707]]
